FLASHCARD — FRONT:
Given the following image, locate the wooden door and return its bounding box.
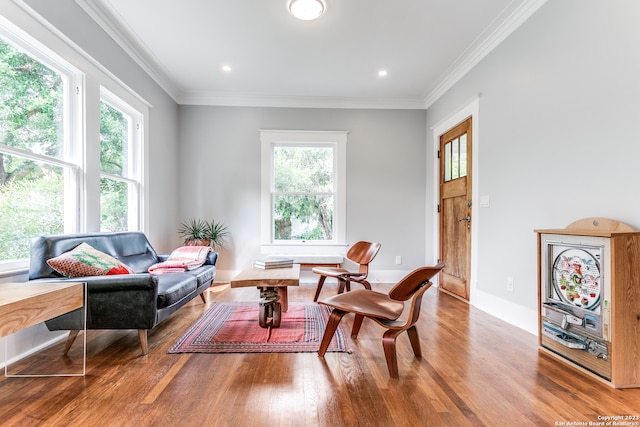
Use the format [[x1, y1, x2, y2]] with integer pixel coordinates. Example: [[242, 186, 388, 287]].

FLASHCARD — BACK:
[[439, 117, 472, 300]]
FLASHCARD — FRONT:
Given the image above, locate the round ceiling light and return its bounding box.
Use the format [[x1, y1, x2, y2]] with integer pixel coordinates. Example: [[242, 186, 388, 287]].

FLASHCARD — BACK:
[[289, 0, 325, 21]]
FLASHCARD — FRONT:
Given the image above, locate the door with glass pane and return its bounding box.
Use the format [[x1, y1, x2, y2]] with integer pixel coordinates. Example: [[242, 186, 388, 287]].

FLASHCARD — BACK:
[[439, 117, 472, 300]]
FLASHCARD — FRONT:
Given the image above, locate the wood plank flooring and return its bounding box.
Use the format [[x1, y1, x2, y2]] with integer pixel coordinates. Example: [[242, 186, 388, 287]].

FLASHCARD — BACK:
[[1, 281, 639, 426]]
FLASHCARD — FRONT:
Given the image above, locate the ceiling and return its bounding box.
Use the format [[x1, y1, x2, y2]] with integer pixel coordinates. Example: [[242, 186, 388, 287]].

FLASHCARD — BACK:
[[75, 0, 546, 109]]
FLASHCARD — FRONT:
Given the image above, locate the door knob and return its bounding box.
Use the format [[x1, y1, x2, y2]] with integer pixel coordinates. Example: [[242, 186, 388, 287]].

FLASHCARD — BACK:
[[459, 216, 471, 223]]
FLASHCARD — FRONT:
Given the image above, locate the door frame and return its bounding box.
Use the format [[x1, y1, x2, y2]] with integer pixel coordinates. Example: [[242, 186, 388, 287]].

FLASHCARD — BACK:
[[430, 96, 480, 303]]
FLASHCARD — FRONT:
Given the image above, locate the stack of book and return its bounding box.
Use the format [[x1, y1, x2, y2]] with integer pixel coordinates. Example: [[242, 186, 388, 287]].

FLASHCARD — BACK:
[[253, 257, 294, 269]]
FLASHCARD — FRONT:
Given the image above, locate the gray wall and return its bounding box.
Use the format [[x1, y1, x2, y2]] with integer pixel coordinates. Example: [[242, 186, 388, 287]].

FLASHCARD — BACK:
[[426, 0, 640, 330], [178, 106, 427, 280], [24, 0, 181, 252]]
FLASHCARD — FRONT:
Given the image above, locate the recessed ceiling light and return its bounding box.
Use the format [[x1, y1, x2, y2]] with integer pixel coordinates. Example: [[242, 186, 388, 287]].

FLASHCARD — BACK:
[[222, 65, 232, 72], [289, 0, 325, 21], [378, 70, 388, 77]]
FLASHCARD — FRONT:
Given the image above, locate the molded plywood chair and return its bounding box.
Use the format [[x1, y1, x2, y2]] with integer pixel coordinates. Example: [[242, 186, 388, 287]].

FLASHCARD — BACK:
[[312, 241, 381, 302], [317, 262, 445, 378]]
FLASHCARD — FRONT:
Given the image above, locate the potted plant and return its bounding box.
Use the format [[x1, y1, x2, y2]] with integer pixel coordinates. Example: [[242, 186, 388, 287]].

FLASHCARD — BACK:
[[204, 219, 229, 250], [179, 218, 229, 249]]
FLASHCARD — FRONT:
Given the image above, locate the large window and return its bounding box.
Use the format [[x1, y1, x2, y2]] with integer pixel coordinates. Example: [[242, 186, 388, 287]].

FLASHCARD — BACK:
[[273, 144, 334, 240], [261, 130, 347, 248], [0, 34, 80, 267], [0, 11, 147, 273], [99, 91, 142, 232]]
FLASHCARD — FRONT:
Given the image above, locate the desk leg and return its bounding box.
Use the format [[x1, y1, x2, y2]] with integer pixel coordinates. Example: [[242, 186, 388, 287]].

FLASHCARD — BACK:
[[278, 287, 288, 312]]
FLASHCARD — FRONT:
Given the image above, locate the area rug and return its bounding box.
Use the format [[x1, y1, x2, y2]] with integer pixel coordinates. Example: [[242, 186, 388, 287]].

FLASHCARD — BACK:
[[168, 302, 349, 353]]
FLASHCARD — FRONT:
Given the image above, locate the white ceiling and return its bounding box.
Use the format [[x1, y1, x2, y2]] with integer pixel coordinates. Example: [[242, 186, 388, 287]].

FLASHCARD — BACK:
[[75, 0, 547, 109]]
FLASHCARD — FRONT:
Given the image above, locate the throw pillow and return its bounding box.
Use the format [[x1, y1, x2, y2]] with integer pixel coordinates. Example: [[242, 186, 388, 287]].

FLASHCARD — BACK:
[[47, 242, 133, 277]]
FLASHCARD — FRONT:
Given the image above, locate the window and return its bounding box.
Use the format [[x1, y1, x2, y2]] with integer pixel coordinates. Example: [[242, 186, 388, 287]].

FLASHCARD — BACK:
[[260, 130, 347, 248], [443, 133, 467, 182], [273, 144, 334, 240], [0, 34, 80, 267], [99, 90, 142, 232], [0, 7, 148, 275]]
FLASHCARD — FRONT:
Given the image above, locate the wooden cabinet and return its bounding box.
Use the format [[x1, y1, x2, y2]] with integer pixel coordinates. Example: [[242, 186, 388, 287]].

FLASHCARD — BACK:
[[535, 218, 640, 388]]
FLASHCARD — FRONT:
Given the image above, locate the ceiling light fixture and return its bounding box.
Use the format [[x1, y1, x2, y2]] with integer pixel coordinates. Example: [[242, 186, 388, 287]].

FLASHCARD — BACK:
[[289, 0, 325, 21], [378, 70, 388, 77], [222, 65, 232, 72]]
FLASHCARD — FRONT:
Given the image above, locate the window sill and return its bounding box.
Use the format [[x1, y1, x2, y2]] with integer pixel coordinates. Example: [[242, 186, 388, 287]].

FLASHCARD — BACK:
[[0, 267, 29, 280], [261, 243, 348, 255]]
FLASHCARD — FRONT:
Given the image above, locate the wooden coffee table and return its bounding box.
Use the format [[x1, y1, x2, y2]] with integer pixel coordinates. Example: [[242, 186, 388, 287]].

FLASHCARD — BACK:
[[230, 264, 300, 328]]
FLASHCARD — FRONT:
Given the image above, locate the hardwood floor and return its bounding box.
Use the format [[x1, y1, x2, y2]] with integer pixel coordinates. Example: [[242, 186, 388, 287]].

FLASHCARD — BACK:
[[1, 281, 639, 426]]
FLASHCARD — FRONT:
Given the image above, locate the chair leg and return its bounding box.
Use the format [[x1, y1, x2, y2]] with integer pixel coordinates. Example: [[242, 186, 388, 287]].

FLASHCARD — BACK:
[[351, 314, 365, 338], [337, 278, 351, 294], [63, 330, 80, 356], [318, 309, 347, 357], [382, 329, 403, 379], [406, 325, 422, 357], [313, 276, 328, 302], [361, 280, 372, 290]]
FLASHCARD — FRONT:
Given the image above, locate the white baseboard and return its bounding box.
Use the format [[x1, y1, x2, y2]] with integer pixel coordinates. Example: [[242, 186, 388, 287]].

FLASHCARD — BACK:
[[470, 288, 538, 336]]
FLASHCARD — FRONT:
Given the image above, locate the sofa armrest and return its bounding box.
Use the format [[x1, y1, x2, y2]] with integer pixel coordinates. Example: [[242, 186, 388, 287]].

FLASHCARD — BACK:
[[80, 274, 158, 292], [206, 252, 219, 266], [40, 274, 160, 330]]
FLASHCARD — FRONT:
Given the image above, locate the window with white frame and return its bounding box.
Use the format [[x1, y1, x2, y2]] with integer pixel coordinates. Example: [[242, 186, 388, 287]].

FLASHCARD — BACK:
[[260, 130, 347, 247], [0, 32, 81, 268], [0, 10, 148, 273], [99, 90, 142, 232]]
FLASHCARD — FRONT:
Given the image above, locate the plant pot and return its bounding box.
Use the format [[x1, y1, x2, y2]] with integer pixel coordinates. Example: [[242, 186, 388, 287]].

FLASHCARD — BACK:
[[184, 239, 211, 247]]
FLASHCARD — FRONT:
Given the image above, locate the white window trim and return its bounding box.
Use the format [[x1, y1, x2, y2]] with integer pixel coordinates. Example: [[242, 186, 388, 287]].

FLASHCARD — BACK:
[[0, 17, 83, 271], [0, 1, 150, 274], [99, 87, 143, 231], [260, 129, 348, 254]]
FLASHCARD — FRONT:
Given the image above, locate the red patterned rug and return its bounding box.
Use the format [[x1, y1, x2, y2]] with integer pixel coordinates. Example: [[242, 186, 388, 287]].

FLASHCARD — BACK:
[[168, 302, 349, 353]]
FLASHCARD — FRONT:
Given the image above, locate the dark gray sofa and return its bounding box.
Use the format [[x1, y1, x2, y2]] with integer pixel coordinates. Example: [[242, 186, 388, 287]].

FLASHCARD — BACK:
[[28, 231, 218, 355]]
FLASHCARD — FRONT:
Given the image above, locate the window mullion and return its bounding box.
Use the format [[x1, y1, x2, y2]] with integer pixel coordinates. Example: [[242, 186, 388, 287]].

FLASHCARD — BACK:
[[0, 145, 79, 170]]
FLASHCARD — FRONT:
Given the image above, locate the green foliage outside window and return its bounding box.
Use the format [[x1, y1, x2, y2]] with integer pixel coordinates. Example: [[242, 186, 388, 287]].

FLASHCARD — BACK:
[[100, 101, 130, 232], [0, 38, 65, 261], [273, 146, 334, 240]]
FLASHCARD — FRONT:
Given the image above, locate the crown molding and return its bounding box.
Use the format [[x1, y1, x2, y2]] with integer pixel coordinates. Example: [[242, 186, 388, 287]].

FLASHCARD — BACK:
[[74, 0, 546, 110], [74, 0, 179, 102], [5, 0, 151, 108], [177, 92, 427, 110], [423, 0, 548, 108]]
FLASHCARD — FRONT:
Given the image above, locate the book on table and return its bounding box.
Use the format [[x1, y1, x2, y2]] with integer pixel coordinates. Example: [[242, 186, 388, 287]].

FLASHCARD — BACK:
[[253, 257, 294, 269]]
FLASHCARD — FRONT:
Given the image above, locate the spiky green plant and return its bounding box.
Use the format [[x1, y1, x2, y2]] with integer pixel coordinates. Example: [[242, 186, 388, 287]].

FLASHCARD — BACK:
[[204, 220, 229, 249], [178, 218, 229, 249], [178, 218, 208, 241]]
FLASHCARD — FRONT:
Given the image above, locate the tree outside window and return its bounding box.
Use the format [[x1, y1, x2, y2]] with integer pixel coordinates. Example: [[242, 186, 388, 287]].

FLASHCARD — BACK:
[[100, 100, 131, 232], [272, 145, 334, 241], [99, 90, 142, 234], [0, 37, 69, 261]]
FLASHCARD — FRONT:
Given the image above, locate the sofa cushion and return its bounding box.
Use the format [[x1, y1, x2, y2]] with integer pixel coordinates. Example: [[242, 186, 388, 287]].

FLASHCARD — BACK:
[[185, 264, 217, 287], [156, 274, 197, 309], [47, 243, 133, 277]]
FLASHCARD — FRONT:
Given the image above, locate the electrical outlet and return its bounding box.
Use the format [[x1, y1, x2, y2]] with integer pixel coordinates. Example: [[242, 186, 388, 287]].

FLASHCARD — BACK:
[[507, 277, 514, 292], [395, 256, 402, 265]]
